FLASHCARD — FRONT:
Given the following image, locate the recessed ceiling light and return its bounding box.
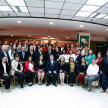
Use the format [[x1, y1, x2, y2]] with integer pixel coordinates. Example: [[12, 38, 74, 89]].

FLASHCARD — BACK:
[[80, 25, 83, 27], [80, 5, 99, 12], [75, 11, 92, 17], [0, 6, 12, 11], [6, 0, 26, 6], [48, 36, 50, 37], [11, 35, 13, 36], [86, 0, 108, 6], [66, 37, 69, 39], [106, 29, 108, 31], [28, 35, 31, 36], [17, 21, 21, 23], [49, 22, 53, 24]]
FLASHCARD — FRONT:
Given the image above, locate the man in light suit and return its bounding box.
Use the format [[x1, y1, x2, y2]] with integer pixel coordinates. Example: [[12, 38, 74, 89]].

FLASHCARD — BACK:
[[46, 54, 58, 86]]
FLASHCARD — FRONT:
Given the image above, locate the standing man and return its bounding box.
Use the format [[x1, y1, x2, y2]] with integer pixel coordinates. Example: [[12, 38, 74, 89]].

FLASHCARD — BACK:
[[33, 39, 38, 52], [46, 54, 58, 86]]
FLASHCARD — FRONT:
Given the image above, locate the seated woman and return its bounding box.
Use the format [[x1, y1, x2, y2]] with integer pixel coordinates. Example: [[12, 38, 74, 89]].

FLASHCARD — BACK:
[[67, 57, 75, 86], [85, 58, 99, 92], [77, 57, 88, 87], [35, 54, 45, 85], [58, 56, 67, 86], [24, 56, 35, 86], [0, 56, 11, 93], [11, 55, 25, 89]]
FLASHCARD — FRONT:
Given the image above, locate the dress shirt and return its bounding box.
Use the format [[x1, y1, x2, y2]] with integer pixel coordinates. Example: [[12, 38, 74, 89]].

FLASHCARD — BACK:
[[2, 63, 6, 73]]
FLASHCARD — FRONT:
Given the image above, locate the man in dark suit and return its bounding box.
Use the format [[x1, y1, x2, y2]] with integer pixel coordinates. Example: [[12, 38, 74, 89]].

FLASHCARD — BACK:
[[55, 41, 60, 51], [24, 40, 29, 51], [44, 45, 54, 61], [18, 46, 28, 65], [27, 45, 34, 61], [0, 45, 11, 69], [34, 46, 44, 63], [46, 54, 58, 86], [32, 39, 38, 52], [59, 42, 65, 53]]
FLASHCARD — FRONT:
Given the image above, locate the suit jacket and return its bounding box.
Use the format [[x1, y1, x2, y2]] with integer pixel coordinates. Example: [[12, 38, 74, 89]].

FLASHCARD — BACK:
[[34, 51, 44, 63], [54, 51, 62, 60], [46, 60, 58, 72], [96, 58, 103, 68], [11, 60, 23, 76], [35, 60, 45, 71], [59, 47, 65, 53], [76, 54, 82, 64], [0, 50, 10, 64], [27, 50, 35, 61], [44, 50, 54, 61], [32, 44, 38, 52], [18, 51, 28, 61], [58, 63, 67, 72], [100, 57, 108, 73], [0, 62, 9, 75], [24, 61, 35, 72]]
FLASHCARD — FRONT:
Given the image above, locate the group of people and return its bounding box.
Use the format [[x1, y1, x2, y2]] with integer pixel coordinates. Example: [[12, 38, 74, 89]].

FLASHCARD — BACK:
[[0, 39, 108, 94]]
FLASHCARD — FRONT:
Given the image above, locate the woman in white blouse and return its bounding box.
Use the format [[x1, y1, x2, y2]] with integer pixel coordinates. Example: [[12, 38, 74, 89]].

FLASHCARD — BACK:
[[24, 56, 35, 86], [57, 49, 68, 63], [8, 44, 18, 61], [67, 50, 76, 62], [0, 56, 11, 93], [85, 58, 99, 92]]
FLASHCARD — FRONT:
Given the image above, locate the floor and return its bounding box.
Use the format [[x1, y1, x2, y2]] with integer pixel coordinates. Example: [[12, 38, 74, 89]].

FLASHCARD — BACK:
[[0, 83, 108, 108]]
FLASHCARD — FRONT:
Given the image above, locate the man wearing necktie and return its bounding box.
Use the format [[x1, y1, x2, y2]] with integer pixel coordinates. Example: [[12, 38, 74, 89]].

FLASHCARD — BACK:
[[46, 54, 58, 87]]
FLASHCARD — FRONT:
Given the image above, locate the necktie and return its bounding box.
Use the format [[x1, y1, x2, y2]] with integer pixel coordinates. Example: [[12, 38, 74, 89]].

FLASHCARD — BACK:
[[22, 52, 25, 60], [49, 51, 51, 56]]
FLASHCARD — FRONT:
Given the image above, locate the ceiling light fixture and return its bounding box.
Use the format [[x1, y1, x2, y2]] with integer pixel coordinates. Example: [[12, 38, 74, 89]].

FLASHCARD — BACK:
[[75, 11, 92, 17], [96, 14, 107, 18], [19, 7, 28, 12], [11, 35, 13, 36], [106, 29, 108, 31], [0, 6, 12, 11], [6, 0, 26, 6], [28, 35, 31, 36], [17, 21, 21, 23], [80, 5, 99, 12], [49, 22, 53, 24], [80, 25, 83, 27], [104, 15, 108, 19]]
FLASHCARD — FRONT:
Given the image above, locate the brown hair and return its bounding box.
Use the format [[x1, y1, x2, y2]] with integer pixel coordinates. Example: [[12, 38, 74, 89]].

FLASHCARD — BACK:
[[69, 57, 74, 63], [98, 52, 102, 57], [59, 56, 65, 64], [28, 56, 33, 64]]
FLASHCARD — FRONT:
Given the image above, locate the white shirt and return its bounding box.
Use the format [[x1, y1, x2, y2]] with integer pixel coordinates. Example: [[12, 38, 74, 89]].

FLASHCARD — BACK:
[[67, 54, 76, 62], [59, 54, 68, 63], [9, 50, 14, 60], [87, 64, 99, 76], [61, 47, 64, 52], [2, 63, 6, 73], [29, 63, 33, 71]]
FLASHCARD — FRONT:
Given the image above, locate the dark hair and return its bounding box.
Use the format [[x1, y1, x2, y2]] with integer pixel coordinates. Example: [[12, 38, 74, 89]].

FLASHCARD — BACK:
[[38, 54, 44, 64], [2, 56, 6, 59], [11, 44, 17, 56], [69, 57, 74, 63], [92, 58, 96, 61], [28, 56, 33, 64], [62, 49, 66, 54], [88, 49, 93, 56], [69, 50, 73, 54], [98, 52, 102, 57]]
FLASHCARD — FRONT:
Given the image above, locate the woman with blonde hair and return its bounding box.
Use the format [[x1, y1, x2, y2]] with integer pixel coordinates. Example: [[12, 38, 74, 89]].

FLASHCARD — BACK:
[[58, 56, 67, 86]]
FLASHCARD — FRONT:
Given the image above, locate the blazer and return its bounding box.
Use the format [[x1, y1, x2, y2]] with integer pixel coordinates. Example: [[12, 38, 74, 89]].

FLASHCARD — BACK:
[[96, 58, 103, 68], [76, 54, 82, 64], [18, 51, 28, 61], [0, 62, 9, 75], [0, 50, 10, 64], [58, 63, 67, 72], [44, 50, 54, 61], [59, 47, 65, 53], [34, 51, 44, 63], [46, 60, 58, 72], [86, 54, 96, 65], [100, 57, 108, 73], [54, 51, 62, 60], [77, 62, 88, 74], [67, 63, 75, 74], [24, 61, 35, 72], [27, 50, 35, 61], [35, 60, 45, 71], [11, 60, 23, 76]]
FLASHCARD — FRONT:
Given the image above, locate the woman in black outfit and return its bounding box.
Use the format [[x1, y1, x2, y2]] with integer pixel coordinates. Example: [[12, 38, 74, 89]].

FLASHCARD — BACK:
[[0, 56, 11, 93], [77, 57, 88, 87], [100, 50, 108, 93], [35, 54, 45, 85], [54, 46, 61, 61], [67, 57, 75, 86], [58, 56, 67, 86]]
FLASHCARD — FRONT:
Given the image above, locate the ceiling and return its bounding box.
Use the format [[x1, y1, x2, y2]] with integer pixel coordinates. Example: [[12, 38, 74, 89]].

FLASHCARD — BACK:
[[0, 0, 108, 26], [0, 0, 108, 42]]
